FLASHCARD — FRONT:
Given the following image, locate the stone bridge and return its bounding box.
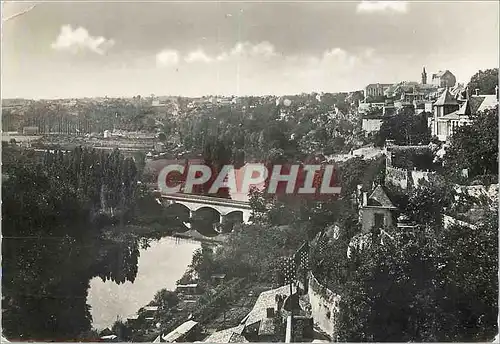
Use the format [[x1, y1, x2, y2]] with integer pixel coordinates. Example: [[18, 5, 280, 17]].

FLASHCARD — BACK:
[[155, 192, 252, 229]]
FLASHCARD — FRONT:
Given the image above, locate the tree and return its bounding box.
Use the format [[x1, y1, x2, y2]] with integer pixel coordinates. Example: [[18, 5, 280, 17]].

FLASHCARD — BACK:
[[444, 107, 498, 180], [2, 147, 143, 341], [403, 175, 455, 229], [213, 223, 309, 283], [158, 132, 167, 142], [335, 215, 498, 342], [338, 156, 385, 198], [435, 209, 498, 341], [467, 68, 499, 95], [152, 289, 180, 322], [375, 109, 431, 146], [190, 243, 216, 281]]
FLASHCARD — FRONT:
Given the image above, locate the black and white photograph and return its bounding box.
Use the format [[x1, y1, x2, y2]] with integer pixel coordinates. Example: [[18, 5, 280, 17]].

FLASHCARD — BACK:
[[1, 0, 499, 342]]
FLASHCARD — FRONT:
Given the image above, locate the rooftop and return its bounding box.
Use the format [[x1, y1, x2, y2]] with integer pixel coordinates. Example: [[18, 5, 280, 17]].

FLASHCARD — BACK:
[[367, 185, 396, 209], [203, 325, 247, 343], [434, 88, 458, 106], [433, 70, 452, 78], [475, 94, 499, 112], [160, 320, 199, 343], [143, 306, 159, 312], [243, 285, 295, 327], [365, 83, 393, 88]]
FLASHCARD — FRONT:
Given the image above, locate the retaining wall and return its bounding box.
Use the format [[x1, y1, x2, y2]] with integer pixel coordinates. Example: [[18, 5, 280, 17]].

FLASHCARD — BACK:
[[308, 273, 341, 340]]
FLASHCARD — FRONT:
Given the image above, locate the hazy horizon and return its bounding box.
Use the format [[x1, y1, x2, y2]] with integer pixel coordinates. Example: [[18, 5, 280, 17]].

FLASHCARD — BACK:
[[2, 1, 499, 99]]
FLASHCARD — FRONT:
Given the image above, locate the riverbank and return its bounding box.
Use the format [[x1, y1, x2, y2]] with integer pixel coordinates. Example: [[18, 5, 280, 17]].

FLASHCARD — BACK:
[[102, 223, 228, 245], [88, 236, 200, 330], [172, 229, 228, 244]]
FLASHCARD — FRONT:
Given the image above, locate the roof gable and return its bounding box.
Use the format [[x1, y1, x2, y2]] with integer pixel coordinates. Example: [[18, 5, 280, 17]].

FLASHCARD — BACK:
[[469, 96, 485, 114], [244, 285, 294, 327], [456, 100, 471, 115], [434, 88, 458, 106], [163, 320, 198, 342], [433, 70, 451, 78], [476, 95, 499, 112], [368, 185, 396, 208], [203, 325, 246, 343]]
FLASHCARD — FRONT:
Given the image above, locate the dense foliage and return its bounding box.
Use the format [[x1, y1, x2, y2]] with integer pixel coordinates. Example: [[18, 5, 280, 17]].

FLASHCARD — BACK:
[[390, 147, 438, 171], [334, 209, 498, 342], [172, 94, 362, 161], [308, 169, 499, 342], [467, 68, 499, 95], [375, 109, 431, 146], [444, 107, 499, 180], [1, 146, 144, 340]]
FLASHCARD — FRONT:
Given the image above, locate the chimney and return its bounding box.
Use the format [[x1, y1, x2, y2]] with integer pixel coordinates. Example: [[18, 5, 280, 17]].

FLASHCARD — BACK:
[[362, 192, 368, 206], [356, 184, 363, 197], [276, 294, 284, 312], [465, 86, 470, 100], [475, 88, 480, 96]]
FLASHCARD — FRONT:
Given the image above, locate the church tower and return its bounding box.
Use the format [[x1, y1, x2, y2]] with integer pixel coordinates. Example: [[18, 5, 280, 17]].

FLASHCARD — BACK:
[[421, 66, 427, 84]]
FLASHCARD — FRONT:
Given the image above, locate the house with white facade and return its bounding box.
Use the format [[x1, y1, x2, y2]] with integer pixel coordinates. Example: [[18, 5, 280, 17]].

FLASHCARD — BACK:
[[431, 86, 499, 142]]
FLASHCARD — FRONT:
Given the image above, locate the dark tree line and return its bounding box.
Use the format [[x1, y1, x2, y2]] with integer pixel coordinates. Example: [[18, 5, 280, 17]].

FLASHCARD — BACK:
[[444, 107, 498, 181], [375, 109, 431, 146], [467, 68, 498, 95], [2, 146, 142, 341]]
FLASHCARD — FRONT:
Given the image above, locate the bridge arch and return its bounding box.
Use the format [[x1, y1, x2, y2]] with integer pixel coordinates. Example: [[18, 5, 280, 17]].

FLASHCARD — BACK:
[[225, 210, 244, 223], [218, 210, 245, 233], [165, 203, 191, 222], [160, 194, 252, 226], [192, 206, 222, 222]]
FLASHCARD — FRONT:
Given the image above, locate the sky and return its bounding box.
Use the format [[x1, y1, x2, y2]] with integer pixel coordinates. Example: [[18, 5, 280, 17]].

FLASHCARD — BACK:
[[2, 0, 499, 99]]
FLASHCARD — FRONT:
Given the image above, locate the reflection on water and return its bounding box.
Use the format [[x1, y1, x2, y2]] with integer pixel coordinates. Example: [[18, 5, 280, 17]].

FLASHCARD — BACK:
[[87, 237, 200, 330]]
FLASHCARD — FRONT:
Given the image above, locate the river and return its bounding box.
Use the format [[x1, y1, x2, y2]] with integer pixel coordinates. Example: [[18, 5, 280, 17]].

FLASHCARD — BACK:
[[87, 164, 257, 331], [87, 237, 200, 330]]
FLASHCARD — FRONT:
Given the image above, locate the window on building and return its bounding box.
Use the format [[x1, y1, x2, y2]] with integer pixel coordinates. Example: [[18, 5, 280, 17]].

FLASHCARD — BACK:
[[374, 213, 384, 228], [437, 122, 448, 136]]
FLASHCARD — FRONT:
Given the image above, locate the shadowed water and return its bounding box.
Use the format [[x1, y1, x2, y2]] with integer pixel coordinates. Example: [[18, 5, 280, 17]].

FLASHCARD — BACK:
[[87, 237, 200, 330]]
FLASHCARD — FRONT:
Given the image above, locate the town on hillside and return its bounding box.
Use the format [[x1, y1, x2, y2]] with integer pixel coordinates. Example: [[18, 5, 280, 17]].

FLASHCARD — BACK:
[[1, 1, 499, 343]]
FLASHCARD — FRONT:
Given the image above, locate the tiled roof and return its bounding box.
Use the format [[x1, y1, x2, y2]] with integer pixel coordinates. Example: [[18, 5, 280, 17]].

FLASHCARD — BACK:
[[162, 320, 198, 342], [365, 83, 392, 88], [468, 96, 485, 114], [476, 95, 499, 112], [433, 70, 449, 78], [244, 285, 295, 327], [368, 185, 396, 208], [203, 325, 246, 343], [434, 89, 458, 106]]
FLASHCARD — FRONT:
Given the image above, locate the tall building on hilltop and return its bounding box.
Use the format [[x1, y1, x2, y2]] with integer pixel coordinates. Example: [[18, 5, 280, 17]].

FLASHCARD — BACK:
[[364, 83, 392, 99], [421, 67, 427, 84], [431, 70, 456, 88]]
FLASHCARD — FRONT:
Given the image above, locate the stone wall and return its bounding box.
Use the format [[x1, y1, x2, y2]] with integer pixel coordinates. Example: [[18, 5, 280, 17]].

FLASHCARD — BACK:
[[386, 166, 435, 191], [308, 273, 341, 340], [385, 165, 408, 189], [411, 170, 435, 187]]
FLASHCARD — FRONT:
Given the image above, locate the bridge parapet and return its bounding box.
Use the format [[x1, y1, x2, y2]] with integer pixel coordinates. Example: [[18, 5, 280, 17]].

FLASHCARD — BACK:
[[158, 193, 252, 224]]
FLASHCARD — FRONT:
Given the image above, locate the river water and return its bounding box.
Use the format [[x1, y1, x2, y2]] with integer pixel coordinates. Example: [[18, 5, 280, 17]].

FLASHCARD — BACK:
[[87, 237, 200, 330], [87, 166, 256, 331]]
